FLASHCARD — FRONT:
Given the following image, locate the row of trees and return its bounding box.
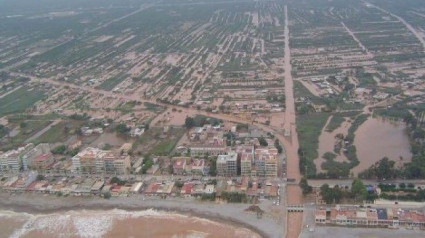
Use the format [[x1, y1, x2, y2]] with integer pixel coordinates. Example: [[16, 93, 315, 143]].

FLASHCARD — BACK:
[[320, 179, 369, 204], [301, 178, 371, 204]]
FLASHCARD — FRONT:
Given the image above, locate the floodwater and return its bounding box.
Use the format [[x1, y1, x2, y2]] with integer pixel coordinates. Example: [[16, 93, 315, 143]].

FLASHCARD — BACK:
[[1, 209, 261, 238], [353, 117, 411, 175], [315, 116, 351, 173]]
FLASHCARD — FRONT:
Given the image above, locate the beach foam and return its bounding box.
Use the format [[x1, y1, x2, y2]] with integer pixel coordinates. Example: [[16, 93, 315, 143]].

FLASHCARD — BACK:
[[2, 208, 261, 238], [73, 215, 114, 238]]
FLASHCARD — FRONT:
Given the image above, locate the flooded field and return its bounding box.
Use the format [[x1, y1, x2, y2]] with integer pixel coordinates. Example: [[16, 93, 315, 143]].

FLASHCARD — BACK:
[[1, 209, 261, 238], [353, 117, 412, 175], [315, 117, 351, 173]]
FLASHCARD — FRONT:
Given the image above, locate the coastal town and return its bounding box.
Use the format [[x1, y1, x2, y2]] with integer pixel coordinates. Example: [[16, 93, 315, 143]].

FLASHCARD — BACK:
[[1, 0, 425, 237], [0, 122, 283, 201]]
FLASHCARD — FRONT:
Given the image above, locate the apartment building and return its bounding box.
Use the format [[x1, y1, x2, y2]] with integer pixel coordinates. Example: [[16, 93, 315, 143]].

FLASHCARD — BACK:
[[254, 148, 278, 177], [21, 143, 51, 170], [241, 153, 253, 177], [217, 152, 237, 177], [0, 144, 34, 174], [190, 137, 227, 156], [71, 147, 130, 175]]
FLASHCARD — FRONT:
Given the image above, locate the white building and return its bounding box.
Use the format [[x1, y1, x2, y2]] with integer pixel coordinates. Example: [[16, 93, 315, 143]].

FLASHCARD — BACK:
[[0, 144, 34, 174], [71, 147, 130, 175]]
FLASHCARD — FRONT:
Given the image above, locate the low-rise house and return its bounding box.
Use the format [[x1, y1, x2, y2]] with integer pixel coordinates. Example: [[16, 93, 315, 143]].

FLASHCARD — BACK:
[[205, 184, 215, 194], [315, 206, 425, 229], [111, 185, 130, 197], [130, 128, 145, 137], [130, 182, 143, 194], [73, 179, 95, 196], [91, 180, 105, 195], [181, 182, 194, 197], [315, 210, 327, 224], [172, 157, 187, 175], [144, 181, 175, 196], [187, 159, 208, 176]]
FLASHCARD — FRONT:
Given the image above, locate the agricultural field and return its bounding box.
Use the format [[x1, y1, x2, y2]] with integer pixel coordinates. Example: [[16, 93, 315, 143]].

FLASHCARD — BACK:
[[0, 0, 424, 182], [0, 86, 46, 117], [0, 0, 289, 123], [291, 0, 425, 178]]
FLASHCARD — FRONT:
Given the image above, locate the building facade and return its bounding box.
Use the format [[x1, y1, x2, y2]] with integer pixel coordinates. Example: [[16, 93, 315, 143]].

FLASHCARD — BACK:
[[217, 152, 237, 177]]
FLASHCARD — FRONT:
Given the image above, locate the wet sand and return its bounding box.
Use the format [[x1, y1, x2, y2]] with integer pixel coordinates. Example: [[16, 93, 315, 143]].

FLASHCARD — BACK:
[[353, 117, 411, 175], [0, 193, 281, 238], [1, 209, 260, 238]]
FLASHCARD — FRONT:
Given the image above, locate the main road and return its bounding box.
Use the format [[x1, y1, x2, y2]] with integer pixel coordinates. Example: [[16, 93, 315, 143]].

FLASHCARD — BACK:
[[282, 5, 304, 238]]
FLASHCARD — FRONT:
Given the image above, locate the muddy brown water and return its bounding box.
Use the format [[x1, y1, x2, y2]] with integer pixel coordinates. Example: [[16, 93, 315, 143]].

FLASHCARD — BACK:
[[353, 117, 411, 175]]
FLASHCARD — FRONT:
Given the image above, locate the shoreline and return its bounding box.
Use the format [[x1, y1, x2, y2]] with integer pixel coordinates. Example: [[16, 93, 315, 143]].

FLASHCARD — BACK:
[[0, 192, 282, 238]]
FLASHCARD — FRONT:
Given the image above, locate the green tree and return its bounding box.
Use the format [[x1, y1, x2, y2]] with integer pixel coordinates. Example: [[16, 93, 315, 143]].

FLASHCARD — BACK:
[[320, 184, 342, 204], [376, 157, 396, 180], [115, 123, 130, 135], [258, 137, 268, 146], [274, 139, 283, 154], [209, 157, 217, 176], [141, 157, 154, 174], [185, 116, 195, 128], [103, 191, 111, 199], [299, 177, 312, 195], [51, 145, 66, 155], [110, 177, 126, 185], [351, 178, 367, 203]]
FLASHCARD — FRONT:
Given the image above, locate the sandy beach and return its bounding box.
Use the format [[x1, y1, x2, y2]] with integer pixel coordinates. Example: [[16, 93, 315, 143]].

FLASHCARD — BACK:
[[0, 192, 284, 238]]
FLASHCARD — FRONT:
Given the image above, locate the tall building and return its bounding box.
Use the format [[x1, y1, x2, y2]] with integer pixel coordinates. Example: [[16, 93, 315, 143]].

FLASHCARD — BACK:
[[265, 155, 278, 177], [21, 143, 52, 171], [71, 147, 130, 175], [72, 148, 99, 174], [240, 153, 253, 177], [0, 144, 34, 174], [254, 148, 278, 177], [217, 152, 237, 177]]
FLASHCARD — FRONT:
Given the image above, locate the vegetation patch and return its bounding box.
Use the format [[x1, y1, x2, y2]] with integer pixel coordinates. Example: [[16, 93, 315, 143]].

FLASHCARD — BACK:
[[297, 112, 330, 176], [0, 86, 46, 117], [31, 120, 85, 144]]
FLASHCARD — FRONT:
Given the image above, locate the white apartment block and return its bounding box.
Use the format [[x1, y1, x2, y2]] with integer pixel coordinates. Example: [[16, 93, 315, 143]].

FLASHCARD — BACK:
[[71, 147, 130, 175], [0, 144, 34, 174]]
